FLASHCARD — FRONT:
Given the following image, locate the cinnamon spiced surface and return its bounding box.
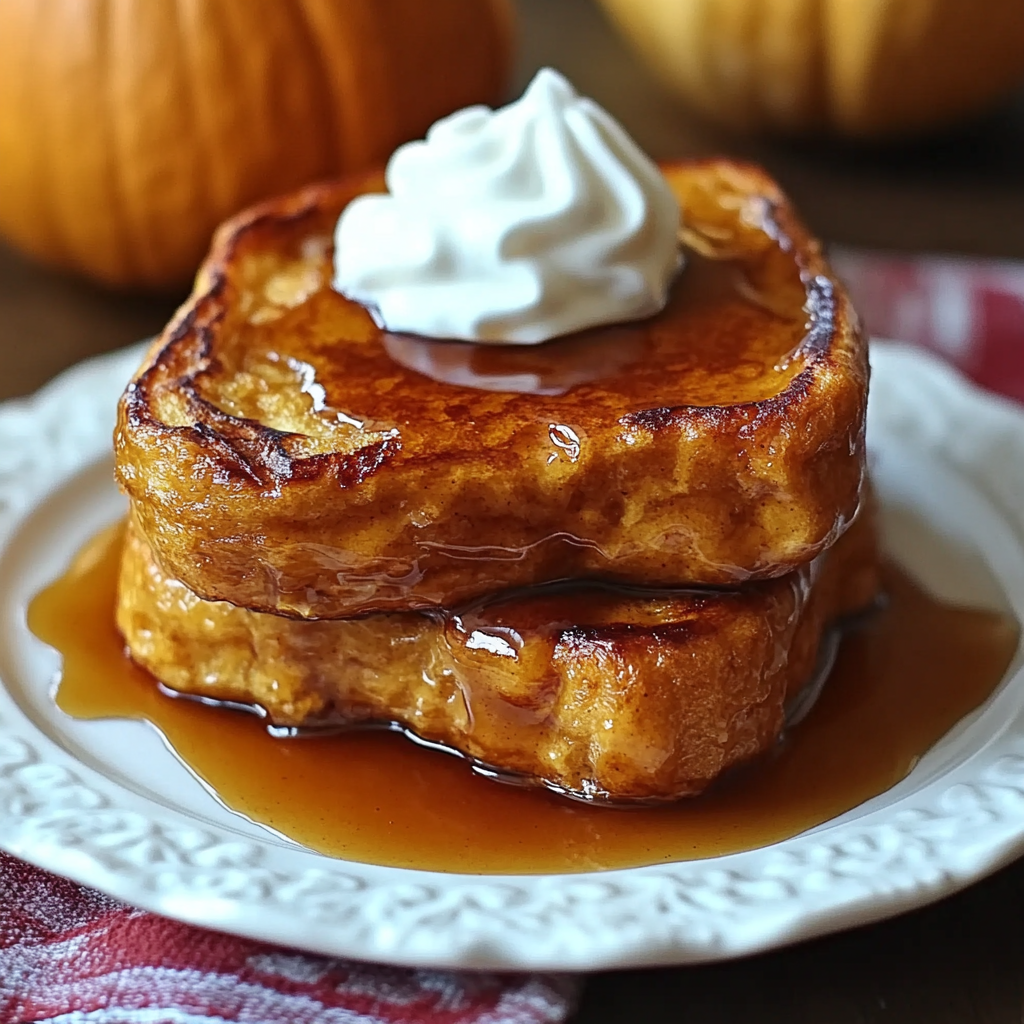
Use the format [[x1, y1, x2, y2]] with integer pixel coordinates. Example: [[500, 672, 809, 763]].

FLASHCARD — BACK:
[[115, 160, 867, 619]]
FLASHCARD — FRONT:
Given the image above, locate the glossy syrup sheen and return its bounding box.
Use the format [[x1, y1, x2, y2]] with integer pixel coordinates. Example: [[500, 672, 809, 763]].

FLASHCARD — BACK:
[[31, 526, 1020, 874], [210, 190, 815, 448]]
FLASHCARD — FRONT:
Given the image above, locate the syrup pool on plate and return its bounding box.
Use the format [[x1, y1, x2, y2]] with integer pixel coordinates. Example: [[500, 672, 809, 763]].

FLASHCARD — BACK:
[[29, 523, 1019, 875]]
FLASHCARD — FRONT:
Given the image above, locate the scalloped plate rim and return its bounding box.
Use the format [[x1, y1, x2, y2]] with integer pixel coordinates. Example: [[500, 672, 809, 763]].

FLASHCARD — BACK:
[[0, 340, 1020, 970]]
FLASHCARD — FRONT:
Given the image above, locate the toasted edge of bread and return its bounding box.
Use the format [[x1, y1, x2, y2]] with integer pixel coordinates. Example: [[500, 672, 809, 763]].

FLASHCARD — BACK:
[[116, 502, 879, 803]]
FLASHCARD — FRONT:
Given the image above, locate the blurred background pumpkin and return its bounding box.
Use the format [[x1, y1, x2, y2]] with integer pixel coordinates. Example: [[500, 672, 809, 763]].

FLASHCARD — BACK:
[[596, 0, 1024, 138], [0, 0, 514, 290]]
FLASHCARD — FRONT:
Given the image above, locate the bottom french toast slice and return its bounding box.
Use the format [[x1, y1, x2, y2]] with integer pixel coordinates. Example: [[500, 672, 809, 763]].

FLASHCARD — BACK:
[[116, 512, 878, 803]]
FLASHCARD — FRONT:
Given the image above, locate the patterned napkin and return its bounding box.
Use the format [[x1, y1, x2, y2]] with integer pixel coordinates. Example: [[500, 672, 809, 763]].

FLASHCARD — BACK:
[[832, 247, 1024, 404], [1, 250, 1021, 1022], [0, 852, 578, 1022]]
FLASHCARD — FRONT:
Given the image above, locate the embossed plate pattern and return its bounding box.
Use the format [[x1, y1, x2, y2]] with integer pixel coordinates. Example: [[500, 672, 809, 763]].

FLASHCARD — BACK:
[[0, 341, 1021, 970]]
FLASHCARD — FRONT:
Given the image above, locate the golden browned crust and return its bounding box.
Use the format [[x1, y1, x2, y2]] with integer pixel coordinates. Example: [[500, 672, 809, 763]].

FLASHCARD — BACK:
[[116, 507, 879, 803], [115, 160, 868, 619]]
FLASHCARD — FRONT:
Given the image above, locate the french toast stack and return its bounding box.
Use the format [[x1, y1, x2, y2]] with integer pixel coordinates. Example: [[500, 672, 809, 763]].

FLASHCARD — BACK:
[[114, 159, 876, 803]]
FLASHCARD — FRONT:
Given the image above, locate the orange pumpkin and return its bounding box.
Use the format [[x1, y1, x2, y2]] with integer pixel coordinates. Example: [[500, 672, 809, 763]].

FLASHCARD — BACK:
[[0, 0, 514, 289], [597, 0, 1024, 138]]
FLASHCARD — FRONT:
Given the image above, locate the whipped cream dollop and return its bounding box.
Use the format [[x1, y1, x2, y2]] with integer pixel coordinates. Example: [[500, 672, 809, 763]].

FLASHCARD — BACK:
[[332, 68, 682, 344]]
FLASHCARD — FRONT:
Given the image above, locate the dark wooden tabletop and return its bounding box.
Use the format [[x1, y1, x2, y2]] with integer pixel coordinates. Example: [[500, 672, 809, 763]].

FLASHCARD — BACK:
[[2, 2, 1023, 1020]]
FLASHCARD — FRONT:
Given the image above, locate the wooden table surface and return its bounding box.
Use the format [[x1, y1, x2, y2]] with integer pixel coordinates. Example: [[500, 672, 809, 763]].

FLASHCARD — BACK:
[[1, 2, 1023, 1020]]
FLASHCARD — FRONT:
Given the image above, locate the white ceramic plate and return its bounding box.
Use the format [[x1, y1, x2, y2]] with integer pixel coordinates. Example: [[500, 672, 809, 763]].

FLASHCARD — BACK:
[[0, 341, 1022, 971]]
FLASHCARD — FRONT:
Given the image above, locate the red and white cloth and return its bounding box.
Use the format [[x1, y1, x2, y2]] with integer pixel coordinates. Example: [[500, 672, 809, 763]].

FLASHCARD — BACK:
[[0, 853, 578, 1021], [1, 251, 1022, 1022], [832, 247, 1024, 404]]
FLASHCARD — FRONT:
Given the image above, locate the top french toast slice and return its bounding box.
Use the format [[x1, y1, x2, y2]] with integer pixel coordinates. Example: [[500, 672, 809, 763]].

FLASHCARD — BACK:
[[115, 159, 868, 619]]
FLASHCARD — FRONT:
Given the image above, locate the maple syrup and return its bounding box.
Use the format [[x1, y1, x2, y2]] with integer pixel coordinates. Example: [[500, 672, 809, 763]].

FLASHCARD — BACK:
[[29, 524, 1019, 874]]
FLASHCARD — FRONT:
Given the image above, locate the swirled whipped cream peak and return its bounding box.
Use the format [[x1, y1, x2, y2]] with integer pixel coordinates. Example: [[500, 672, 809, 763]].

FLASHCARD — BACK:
[[332, 68, 682, 344]]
